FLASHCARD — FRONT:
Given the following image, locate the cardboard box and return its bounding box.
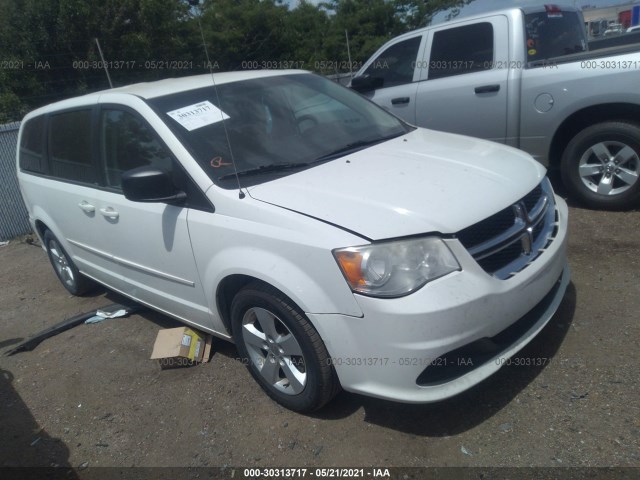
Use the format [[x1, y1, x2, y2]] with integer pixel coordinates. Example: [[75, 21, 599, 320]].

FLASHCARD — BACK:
[[150, 327, 212, 368]]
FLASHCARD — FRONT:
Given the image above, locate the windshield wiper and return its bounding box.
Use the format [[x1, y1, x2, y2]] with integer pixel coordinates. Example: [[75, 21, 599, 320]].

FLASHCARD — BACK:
[[218, 162, 311, 180], [313, 132, 406, 163]]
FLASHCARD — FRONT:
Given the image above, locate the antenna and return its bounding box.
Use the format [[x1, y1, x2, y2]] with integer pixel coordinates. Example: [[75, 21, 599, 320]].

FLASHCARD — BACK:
[[193, 2, 245, 199], [94, 38, 113, 88]]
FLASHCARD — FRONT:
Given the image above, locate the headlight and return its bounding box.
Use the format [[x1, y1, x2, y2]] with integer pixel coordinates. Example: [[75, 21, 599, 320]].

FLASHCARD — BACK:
[[333, 237, 460, 298]]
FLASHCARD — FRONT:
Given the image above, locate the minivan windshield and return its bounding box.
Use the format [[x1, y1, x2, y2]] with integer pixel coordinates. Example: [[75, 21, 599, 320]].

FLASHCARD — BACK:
[[148, 73, 411, 188]]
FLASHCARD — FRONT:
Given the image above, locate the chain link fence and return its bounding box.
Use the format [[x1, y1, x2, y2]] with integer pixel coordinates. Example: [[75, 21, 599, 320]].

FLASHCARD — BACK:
[[0, 122, 32, 241]]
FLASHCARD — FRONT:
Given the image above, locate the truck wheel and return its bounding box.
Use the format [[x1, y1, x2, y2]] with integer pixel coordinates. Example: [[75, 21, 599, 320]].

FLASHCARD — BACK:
[[561, 122, 640, 210], [231, 282, 340, 412], [43, 230, 96, 296]]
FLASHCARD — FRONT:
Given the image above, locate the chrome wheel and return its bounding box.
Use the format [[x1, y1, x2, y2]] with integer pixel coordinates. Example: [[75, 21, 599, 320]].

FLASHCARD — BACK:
[[48, 238, 76, 289], [579, 141, 639, 196], [241, 307, 307, 395]]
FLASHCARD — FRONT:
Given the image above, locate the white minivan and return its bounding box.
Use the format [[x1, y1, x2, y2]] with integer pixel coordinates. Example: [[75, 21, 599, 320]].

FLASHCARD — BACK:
[[17, 70, 569, 412]]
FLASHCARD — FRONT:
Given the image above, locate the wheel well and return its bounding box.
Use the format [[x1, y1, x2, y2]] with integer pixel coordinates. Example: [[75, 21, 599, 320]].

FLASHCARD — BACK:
[[34, 220, 49, 241], [549, 103, 640, 169], [216, 274, 267, 336]]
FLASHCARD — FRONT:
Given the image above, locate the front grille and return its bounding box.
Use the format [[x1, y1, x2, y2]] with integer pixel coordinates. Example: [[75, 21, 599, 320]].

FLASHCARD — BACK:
[[456, 178, 558, 280]]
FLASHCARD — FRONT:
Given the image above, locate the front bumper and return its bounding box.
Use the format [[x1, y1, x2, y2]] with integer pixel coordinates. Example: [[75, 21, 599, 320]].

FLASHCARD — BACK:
[[308, 197, 570, 403]]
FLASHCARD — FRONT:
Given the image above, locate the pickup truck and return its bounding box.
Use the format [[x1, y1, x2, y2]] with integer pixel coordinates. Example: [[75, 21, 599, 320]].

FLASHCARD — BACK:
[[351, 5, 640, 209]]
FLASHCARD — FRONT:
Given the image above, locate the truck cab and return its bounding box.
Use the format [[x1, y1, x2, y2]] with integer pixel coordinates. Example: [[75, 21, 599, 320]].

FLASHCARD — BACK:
[[352, 5, 640, 210]]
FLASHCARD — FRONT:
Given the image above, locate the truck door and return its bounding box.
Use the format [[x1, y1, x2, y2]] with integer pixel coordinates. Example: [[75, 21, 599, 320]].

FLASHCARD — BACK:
[[415, 16, 510, 143], [355, 34, 426, 125]]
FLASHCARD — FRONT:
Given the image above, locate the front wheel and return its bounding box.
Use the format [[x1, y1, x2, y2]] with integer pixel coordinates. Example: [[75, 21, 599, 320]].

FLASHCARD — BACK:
[[43, 230, 96, 296], [231, 282, 340, 412], [561, 122, 640, 210]]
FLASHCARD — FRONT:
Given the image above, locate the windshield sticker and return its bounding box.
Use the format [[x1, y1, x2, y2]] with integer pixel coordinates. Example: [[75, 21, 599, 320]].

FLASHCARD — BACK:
[[528, 49, 537, 56], [166, 101, 229, 131]]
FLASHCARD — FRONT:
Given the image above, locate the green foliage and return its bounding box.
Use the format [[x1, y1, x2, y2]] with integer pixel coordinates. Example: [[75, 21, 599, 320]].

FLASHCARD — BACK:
[[0, 0, 473, 122], [394, 0, 472, 29]]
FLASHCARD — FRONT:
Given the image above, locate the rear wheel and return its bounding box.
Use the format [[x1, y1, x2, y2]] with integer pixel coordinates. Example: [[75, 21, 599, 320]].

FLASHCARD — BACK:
[[561, 122, 640, 210], [43, 230, 96, 296], [231, 282, 340, 412]]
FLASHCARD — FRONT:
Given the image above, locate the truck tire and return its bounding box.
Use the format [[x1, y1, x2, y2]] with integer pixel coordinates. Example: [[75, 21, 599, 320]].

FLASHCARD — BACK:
[[561, 122, 640, 210]]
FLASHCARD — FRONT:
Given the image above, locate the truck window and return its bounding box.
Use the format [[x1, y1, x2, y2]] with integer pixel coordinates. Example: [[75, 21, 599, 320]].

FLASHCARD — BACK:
[[429, 23, 494, 80], [525, 11, 587, 63], [362, 36, 421, 89], [48, 110, 96, 184], [100, 109, 174, 189], [19, 115, 45, 173]]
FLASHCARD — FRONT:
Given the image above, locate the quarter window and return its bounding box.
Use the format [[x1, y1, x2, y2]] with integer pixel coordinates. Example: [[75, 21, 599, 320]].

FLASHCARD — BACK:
[[49, 110, 95, 183], [19, 115, 45, 173], [429, 23, 494, 80], [362, 36, 422, 89], [100, 109, 174, 189]]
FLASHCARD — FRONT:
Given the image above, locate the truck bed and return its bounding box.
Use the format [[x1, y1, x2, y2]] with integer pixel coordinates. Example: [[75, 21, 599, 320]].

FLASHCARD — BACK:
[[529, 37, 640, 67]]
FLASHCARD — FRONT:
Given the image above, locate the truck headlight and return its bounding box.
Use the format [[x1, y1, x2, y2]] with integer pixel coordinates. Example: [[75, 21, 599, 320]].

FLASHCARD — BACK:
[[333, 237, 460, 298]]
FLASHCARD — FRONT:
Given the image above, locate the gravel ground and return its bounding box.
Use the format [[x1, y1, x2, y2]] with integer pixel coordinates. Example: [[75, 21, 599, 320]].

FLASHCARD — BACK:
[[0, 199, 638, 472]]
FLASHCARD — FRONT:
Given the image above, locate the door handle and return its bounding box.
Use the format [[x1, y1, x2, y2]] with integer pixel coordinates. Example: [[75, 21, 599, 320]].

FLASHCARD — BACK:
[[475, 84, 501, 94], [78, 201, 95, 213], [391, 97, 411, 105], [99, 207, 119, 220]]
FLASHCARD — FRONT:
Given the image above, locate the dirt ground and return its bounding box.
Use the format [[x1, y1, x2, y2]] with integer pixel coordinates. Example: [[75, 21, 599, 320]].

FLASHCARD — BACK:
[[0, 193, 639, 472]]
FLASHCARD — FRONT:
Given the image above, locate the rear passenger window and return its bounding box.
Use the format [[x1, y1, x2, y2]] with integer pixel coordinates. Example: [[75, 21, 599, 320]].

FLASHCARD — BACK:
[[429, 23, 494, 80], [49, 110, 95, 183], [100, 109, 174, 190], [362, 36, 422, 89], [19, 115, 45, 173]]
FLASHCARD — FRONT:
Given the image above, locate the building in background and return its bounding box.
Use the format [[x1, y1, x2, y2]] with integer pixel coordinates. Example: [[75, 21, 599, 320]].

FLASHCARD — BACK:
[[583, 2, 640, 35]]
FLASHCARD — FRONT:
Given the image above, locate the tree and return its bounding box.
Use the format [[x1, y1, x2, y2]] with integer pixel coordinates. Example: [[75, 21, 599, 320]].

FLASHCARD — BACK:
[[199, 0, 291, 70], [321, 0, 399, 70], [393, 0, 473, 30], [282, 0, 330, 68], [0, 0, 477, 121]]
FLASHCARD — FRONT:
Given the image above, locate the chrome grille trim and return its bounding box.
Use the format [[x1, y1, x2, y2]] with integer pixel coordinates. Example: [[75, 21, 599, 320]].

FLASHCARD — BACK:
[[457, 178, 558, 280]]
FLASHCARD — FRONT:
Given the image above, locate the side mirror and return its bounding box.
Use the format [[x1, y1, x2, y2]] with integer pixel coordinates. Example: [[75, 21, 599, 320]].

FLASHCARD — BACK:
[[350, 75, 384, 93], [122, 166, 187, 204]]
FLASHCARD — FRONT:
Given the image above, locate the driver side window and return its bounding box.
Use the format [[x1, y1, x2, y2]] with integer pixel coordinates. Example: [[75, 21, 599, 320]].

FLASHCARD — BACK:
[[362, 36, 422, 89], [100, 109, 174, 190]]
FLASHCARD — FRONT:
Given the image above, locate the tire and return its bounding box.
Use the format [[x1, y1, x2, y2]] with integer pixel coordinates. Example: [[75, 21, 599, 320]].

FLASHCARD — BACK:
[[43, 230, 96, 296], [561, 121, 640, 210], [231, 282, 340, 412]]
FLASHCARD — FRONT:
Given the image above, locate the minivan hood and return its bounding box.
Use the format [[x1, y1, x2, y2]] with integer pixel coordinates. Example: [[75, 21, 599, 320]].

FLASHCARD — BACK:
[[247, 128, 546, 240]]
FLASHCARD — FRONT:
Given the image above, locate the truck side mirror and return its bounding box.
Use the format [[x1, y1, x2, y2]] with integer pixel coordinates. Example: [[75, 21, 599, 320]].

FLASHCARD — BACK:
[[122, 166, 187, 205], [350, 75, 384, 93]]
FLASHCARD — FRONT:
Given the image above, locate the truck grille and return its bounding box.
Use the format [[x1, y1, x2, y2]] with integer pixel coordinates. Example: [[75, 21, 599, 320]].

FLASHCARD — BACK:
[[456, 179, 558, 280]]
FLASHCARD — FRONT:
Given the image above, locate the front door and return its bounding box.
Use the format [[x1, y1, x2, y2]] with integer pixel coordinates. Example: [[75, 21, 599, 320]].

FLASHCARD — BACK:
[[95, 107, 211, 328], [357, 34, 426, 125]]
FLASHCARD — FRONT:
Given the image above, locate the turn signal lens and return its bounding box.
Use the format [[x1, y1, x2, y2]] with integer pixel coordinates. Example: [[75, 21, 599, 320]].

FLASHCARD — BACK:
[[334, 250, 365, 287]]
